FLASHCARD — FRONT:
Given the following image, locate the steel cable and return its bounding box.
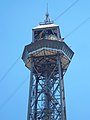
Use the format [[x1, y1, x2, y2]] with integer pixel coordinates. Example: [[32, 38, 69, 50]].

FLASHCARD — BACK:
[[54, 0, 79, 21], [0, 75, 29, 110], [64, 17, 90, 39], [0, 56, 20, 83]]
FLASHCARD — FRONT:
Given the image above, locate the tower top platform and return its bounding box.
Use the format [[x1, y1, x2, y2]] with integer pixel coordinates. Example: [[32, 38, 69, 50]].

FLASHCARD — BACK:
[[22, 39, 74, 74]]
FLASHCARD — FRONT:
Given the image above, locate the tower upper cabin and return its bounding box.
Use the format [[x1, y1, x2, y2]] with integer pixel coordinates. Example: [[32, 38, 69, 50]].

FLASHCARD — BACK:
[[32, 11, 62, 42], [22, 11, 74, 72]]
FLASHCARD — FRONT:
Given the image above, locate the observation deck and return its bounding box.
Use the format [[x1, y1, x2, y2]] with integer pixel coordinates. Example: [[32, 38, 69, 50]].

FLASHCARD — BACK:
[[22, 39, 74, 75]]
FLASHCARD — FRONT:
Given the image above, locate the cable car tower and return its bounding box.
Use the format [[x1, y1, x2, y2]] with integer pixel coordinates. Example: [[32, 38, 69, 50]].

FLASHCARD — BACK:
[[22, 9, 74, 120]]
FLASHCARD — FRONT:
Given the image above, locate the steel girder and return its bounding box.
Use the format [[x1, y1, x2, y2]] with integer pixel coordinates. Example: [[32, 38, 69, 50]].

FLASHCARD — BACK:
[[27, 54, 66, 120]]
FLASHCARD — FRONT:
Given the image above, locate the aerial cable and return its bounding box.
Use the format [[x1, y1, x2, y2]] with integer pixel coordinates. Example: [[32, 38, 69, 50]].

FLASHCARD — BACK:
[[64, 17, 90, 39], [0, 56, 20, 83], [0, 75, 29, 110], [54, 0, 79, 21]]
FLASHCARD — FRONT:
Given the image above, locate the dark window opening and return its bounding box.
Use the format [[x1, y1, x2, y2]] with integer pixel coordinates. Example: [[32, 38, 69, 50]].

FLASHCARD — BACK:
[[34, 28, 59, 41]]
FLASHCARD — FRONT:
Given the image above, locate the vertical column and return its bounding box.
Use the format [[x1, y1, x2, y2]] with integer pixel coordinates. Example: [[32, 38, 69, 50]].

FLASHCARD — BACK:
[[57, 55, 66, 120], [62, 79, 67, 120], [44, 66, 50, 120], [34, 76, 39, 120], [27, 59, 34, 120], [61, 65, 67, 120]]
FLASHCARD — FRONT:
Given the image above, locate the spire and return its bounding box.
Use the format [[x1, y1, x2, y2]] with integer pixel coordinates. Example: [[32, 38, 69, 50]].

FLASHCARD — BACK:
[[44, 3, 50, 23], [39, 4, 54, 25]]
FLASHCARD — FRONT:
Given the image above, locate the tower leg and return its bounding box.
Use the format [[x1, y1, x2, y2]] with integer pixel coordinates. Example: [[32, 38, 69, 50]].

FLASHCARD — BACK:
[[34, 76, 39, 120], [57, 55, 66, 120], [27, 60, 34, 120]]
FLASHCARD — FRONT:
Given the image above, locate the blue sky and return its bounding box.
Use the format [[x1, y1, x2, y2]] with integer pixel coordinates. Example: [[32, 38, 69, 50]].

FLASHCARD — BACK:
[[0, 0, 90, 120]]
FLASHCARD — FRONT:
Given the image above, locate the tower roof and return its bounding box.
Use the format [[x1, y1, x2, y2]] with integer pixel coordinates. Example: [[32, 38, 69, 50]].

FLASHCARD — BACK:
[[32, 23, 59, 30]]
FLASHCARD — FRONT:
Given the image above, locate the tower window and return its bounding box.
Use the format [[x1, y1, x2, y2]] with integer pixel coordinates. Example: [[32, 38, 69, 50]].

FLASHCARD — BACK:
[[34, 28, 59, 41]]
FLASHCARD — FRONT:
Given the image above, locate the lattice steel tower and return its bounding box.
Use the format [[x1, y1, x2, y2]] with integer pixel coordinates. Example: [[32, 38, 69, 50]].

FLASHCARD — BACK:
[[22, 11, 74, 120]]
